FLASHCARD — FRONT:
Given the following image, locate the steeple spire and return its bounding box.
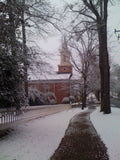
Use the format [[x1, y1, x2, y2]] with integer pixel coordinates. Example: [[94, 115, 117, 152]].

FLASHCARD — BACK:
[[58, 36, 72, 74]]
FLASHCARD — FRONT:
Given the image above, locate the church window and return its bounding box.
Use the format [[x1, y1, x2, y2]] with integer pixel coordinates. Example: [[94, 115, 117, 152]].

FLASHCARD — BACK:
[[44, 85, 50, 93]]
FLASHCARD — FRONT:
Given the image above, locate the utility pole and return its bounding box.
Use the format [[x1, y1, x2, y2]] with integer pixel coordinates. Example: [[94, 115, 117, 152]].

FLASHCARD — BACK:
[[114, 29, 120, 40]]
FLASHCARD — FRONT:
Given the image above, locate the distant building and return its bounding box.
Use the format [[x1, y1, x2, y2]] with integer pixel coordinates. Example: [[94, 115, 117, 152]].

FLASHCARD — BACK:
[[28, 37, 78, 104]]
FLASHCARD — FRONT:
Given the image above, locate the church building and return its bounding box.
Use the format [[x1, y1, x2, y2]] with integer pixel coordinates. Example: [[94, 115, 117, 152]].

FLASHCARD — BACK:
[[28, 38, 77, 104]]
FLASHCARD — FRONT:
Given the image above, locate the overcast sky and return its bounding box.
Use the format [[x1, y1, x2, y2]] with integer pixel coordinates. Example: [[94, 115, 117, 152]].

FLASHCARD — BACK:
[[29, 0, 120, 65]]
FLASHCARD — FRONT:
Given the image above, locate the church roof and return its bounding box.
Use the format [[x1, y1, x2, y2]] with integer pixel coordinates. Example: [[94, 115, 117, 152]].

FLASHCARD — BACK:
[[28, 65, 80, 81], [28, 71, 71, 81]]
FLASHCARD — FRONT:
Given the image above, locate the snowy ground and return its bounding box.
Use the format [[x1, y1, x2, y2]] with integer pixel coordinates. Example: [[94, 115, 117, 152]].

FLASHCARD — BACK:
[[0, 107, 120, 160], [0, 108, 86, 160], [91, 107, 120, 160]]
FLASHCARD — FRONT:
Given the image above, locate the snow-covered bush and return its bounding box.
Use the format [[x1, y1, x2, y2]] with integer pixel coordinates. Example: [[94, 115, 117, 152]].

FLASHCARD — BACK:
[[62, 97, 70, 104], [49, 99, 57, 105], [28, 89, 57, 106], [28, 87, 45, 106], [45, 92, 57, 105], [69, 96, 75, 103]]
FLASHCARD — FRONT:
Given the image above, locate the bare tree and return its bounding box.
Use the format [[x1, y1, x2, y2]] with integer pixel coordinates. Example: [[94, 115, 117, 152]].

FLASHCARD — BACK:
[[68, 29, 100, 109], [18, 0, 60, 100], [65, 0, 112, 113], [23, 0, 60, 36]]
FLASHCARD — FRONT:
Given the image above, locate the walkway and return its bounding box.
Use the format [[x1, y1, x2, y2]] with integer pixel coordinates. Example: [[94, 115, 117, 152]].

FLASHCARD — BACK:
[[50, 105, 109, 160]]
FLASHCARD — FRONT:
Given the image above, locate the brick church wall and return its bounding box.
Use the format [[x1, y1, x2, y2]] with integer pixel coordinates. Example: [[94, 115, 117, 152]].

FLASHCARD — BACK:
[[28, 80, 70, 104], [54, 82, 70, 103]]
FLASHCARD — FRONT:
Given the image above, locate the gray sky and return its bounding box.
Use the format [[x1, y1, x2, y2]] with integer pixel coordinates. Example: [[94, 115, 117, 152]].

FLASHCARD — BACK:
[[31, 0, 120, 65], [107, 2, 120, 65]]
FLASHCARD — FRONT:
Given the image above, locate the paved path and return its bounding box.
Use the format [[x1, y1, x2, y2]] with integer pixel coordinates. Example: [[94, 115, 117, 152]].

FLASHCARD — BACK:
[[0, 104, 69, 131], [50, 105, 109, 160]]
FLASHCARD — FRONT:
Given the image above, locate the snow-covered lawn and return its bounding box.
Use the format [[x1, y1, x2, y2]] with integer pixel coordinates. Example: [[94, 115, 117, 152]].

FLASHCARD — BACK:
[[91, 107, 120, 160], [0, 108, 86, 160], [0, 107, 120, 160]]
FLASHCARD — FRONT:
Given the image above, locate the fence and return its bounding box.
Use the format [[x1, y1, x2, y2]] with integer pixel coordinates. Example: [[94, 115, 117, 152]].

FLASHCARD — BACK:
[[0, 110, 22, 125]]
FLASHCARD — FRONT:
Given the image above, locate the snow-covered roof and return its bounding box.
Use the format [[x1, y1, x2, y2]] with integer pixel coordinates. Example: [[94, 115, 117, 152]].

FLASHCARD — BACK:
[[28, 65, 80, 81], [28, 71, 71, 81]]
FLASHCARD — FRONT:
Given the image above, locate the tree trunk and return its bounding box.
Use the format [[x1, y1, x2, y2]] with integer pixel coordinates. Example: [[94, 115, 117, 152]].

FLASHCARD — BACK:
[[96, 0, 111, 114], [98, 23, 111, 114], [95, 90, 100, 101], [21, 0, 28, 99], [7, 0, 16, 56], [82, 77, 87, 109], [82, 93, 86, 109], [98, 25, 105, 112]]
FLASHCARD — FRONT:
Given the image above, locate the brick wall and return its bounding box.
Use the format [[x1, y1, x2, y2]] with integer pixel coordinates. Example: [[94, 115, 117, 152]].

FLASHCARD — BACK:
[[28, 80, 70, 104], [58, 65, 72, 74]]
